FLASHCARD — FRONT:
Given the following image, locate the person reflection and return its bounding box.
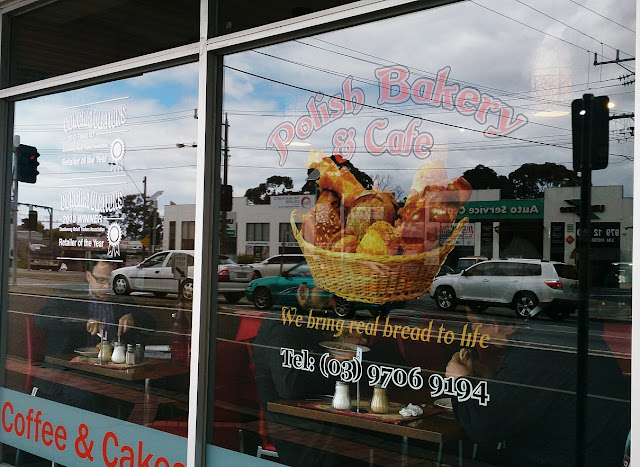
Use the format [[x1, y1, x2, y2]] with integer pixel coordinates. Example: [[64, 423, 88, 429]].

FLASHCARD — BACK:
[[252, 312, 401, 466], [33, 256, 154, 417], [36, 257, 153, 355], [445, 309, 630, 466]]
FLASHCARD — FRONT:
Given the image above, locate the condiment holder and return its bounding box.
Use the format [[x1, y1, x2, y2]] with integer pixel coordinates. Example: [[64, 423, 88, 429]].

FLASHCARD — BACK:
[[370, 384, 389, 414], [332, 381, 351, 410]]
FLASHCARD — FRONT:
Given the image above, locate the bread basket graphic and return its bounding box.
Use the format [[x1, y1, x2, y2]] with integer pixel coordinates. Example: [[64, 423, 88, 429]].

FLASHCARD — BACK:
[[291, 209, 468, 304]]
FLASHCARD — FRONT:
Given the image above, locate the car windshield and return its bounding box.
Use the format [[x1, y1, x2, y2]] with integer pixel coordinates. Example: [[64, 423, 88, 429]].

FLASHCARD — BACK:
[[287, 262, 312, 277], [219, 256, 235, 264]]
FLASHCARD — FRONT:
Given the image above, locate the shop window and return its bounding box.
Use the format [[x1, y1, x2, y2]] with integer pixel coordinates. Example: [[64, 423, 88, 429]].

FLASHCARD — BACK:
[[2, 64, 198, 466], [214, 2, 632, 465]]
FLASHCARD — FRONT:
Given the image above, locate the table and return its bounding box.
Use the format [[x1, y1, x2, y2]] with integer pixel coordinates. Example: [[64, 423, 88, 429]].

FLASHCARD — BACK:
[[268, 399, 466, 466], [44, 354, 189, 382], [5, 356, 186, 425]]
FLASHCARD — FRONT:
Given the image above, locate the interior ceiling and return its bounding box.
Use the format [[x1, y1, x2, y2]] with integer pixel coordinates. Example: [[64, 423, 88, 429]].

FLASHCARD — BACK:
[[8, 0, 360, 86]]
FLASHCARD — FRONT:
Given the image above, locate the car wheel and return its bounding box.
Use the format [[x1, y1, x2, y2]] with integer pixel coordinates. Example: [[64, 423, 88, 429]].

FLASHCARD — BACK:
[[153, 292, 168, 298], [252, 287, 273, 310], [470, 303, 488, 313], [113, 275, 131, 295], [223, 292, 244, 304], [332, 297, 356, 318], [180, 279, 194, 301], [435, 286, 457, 311], [514, 292, 539, 318], [369, 304, 391, 318]]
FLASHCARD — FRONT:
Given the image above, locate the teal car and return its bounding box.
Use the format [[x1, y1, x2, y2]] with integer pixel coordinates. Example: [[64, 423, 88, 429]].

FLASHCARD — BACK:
[[245, 261, 399, 318]]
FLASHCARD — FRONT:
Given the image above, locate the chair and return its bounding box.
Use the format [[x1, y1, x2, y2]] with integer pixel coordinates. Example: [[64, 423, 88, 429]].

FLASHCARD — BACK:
[[16, 316, 56, 467], [234, 312, 278, 459], [25, 315, 49, 393]]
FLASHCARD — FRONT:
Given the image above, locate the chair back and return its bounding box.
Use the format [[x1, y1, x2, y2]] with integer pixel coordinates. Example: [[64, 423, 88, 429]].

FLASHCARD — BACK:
[[25, 315, 49, 392]]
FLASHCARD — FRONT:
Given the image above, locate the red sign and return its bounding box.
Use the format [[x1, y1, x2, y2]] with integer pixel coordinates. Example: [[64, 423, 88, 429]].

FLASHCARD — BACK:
[[566, 235, 575, 244]]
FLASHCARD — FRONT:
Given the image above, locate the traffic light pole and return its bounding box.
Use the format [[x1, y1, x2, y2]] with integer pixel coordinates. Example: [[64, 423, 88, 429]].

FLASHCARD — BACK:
[[576, 94, 594, 467], [11, 175, 17, 285]]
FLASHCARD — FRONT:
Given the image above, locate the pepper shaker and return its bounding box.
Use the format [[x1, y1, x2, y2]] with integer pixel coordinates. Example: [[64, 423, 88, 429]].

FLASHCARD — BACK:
[[134, 343, 144, 364], [126, 344, 136, 365]]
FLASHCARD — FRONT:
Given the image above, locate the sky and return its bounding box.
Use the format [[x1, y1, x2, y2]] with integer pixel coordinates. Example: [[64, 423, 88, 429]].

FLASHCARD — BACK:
[[12, 0, 636, 233]]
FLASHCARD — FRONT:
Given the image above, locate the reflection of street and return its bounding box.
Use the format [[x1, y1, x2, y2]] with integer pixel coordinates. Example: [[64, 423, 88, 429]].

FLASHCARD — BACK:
[[9, 269, 630, 360]]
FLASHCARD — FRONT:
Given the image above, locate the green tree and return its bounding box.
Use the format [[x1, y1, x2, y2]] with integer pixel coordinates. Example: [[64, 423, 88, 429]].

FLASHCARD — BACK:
[[245, 175, 298, 205], [102, 194, 163, 244], [508, 162, 580, 199], [462, 164, 514, 198]]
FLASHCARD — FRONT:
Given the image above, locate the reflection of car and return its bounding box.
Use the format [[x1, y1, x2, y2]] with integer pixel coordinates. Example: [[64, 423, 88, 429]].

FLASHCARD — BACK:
[[436, 265, 455, 277], [245, 261, 398, 318], [429, 259, 579, 319], [249, 254, 306, 278], [110, 251, 253, 303], [454, 256, 488, 273]]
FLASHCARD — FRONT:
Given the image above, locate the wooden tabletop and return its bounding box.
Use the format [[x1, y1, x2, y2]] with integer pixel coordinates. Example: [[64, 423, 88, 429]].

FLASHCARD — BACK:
[[44, 354, 189, 382], [267, 399, 465, 444], [5, 356, 185, 425]]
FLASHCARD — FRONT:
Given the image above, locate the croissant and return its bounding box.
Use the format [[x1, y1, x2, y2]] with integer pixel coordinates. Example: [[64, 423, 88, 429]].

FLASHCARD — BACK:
[[315, 158, 366, 207]]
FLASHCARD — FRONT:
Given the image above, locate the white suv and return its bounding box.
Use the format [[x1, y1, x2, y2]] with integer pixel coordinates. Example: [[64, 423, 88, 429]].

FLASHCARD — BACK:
[[429, 259, 579, 319]]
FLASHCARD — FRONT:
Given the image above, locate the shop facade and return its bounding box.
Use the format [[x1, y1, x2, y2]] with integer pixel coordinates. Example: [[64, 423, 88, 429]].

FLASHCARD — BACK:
[[0, 1, 635, 466]]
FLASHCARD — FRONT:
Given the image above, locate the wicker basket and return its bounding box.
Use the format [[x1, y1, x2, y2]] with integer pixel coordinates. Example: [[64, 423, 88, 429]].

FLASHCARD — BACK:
[[291, 210, 468, 304]]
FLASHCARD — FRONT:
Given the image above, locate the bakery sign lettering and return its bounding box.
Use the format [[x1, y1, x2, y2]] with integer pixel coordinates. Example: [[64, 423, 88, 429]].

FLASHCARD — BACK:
[[267, 65, 528, 165]]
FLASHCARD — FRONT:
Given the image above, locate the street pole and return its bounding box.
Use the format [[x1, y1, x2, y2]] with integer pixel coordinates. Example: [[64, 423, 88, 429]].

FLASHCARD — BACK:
[[221, 114, 229, 255], [576, 94, 593, 467], [11, 171, 18, 285], [142, 176, 147, 255]]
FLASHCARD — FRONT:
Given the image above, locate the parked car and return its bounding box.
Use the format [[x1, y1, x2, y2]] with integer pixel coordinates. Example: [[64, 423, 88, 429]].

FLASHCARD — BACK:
[[245, 261, 400, 318], [110, 250, 253, 303], [429, 259, 579, 319], [249, 254, 306, 278]]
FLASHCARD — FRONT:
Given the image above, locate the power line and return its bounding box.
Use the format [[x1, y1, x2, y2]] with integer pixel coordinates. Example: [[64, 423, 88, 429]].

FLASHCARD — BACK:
[[468, 0, 634, 69], [512, 0, 633, 57], [566, 0, 635, 33]]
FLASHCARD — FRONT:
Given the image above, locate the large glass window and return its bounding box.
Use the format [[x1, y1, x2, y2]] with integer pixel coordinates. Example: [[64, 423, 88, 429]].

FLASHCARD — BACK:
[[2, 63, 198, 466], [213, 2, 632, 465]]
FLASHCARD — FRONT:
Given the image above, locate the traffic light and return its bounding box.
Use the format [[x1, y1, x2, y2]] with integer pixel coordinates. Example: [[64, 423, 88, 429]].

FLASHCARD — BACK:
[[28, 210, 38, 231], [16, 144, 40, 183], [220, 184, 233, 212], [572, 94, 609, 171]]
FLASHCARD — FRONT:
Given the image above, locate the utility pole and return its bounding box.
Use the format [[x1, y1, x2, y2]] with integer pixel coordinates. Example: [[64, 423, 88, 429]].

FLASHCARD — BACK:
[[221, 115, 229, 255], [11, 136, 19, 285], [142, 176, 147, 255]]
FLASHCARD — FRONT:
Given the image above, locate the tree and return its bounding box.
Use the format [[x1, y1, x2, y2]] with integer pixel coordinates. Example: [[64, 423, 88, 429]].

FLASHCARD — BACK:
[[508, 162, 580, 199], [372, 174, 405, 200], [245, 175, 298, 205], [102, 194, 163, 244], [462, 164, 514, 198]]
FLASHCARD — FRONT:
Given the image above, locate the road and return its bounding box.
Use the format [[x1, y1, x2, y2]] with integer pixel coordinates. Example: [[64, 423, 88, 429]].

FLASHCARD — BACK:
[[7, 269, 631, 358]]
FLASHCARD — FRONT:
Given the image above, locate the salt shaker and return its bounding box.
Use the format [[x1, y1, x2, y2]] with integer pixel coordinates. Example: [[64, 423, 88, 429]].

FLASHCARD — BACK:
[[332, 381, 351, 410], [126, 344, 136, 365], [111, 342, 126, 363], [370, 384, 389, 414]]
